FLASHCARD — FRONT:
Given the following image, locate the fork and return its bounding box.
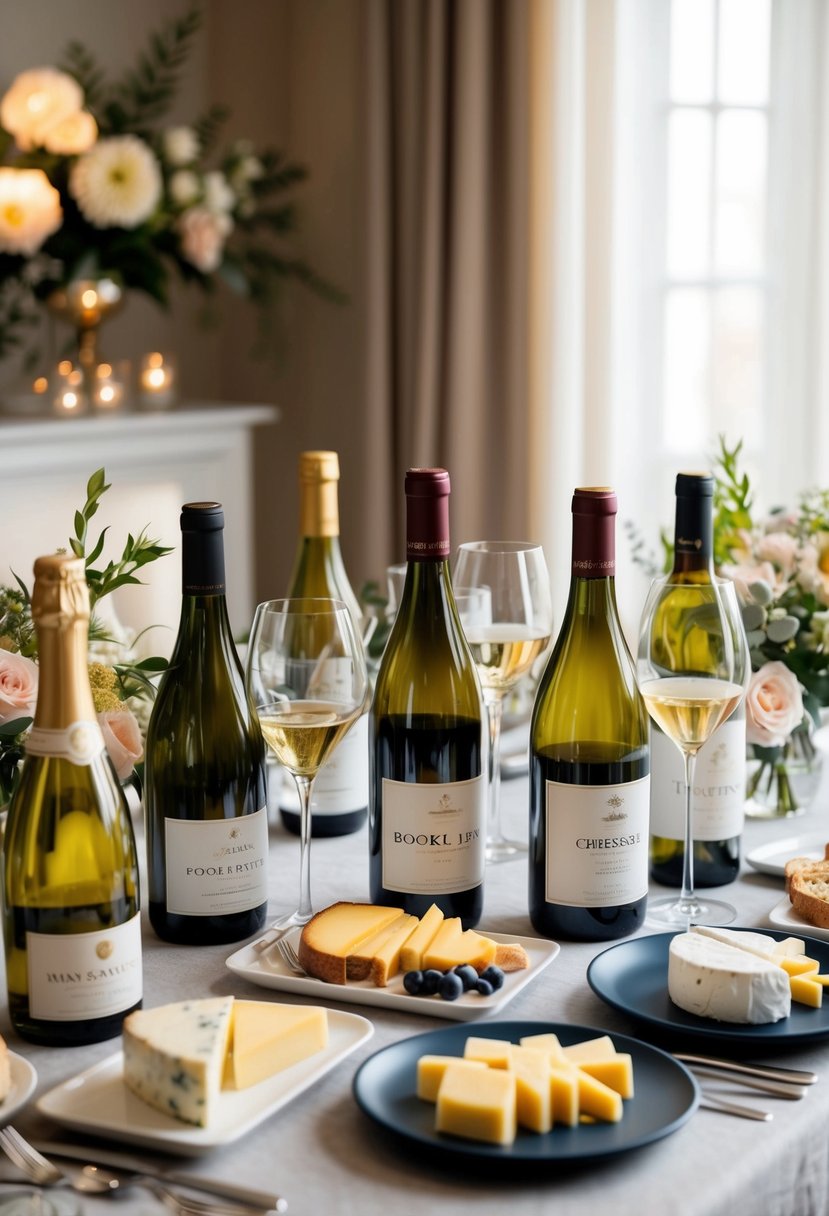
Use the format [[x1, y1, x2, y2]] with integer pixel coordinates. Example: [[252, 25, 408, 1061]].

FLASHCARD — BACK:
[[0, 1127, 279, 1216], [271, 929, 304, 974]]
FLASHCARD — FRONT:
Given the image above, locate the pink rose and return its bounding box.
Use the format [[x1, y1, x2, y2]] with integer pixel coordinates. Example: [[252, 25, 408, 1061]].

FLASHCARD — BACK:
[[721, 560, 781, 600], [98, 707, 143, 781], [745, 661, 804, 748], [755, 532, 799, 579], [0, 651, 38, 723], [178, 206, 232, 273]]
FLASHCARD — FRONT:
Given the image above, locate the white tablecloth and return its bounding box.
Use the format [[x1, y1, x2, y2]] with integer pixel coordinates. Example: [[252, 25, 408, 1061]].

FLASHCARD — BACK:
[[2, 768, 829, 1216]]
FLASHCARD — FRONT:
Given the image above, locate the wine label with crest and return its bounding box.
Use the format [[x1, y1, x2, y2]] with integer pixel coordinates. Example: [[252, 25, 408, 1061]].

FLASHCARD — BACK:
[[27, 912, 142, 1020], [381, 775, 486, 894], [544, 776, 649, 906], [649, 718, 745, 840], [164, 806, 269, 916], [25, 721, 105, 765]]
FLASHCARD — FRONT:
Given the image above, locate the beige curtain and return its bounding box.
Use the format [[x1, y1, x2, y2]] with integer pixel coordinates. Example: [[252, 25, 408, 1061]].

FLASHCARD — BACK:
[[361, 0, 531, 565]]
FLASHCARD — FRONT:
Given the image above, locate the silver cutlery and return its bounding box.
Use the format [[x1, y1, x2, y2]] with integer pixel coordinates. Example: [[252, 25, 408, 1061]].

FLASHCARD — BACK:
[[0, 1128, 285, 1216], [698, 1094, 773, 1121], [674, 1053, 818, 1086], [686, 1065, 807, 1100], [271, 929, 304, 973]]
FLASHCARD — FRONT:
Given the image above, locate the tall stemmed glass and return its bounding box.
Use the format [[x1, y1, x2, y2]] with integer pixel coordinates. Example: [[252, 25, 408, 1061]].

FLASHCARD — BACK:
[[637, 576, 749, 926], [454, 542, 553, 862], [246, 597, 369, 927]]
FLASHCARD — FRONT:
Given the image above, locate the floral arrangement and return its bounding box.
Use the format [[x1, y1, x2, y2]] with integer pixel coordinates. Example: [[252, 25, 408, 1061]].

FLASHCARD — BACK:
[[0, 468, 169, 802], [0, 6, 332, 361]]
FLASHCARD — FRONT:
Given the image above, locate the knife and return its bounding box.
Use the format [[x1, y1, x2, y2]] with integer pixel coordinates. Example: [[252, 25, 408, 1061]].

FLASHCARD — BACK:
[[34, 1140, 286, 1211]]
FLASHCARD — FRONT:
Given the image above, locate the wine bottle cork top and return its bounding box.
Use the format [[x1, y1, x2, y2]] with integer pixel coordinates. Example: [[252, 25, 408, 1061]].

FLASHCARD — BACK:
[[31, 554, 89, 623], [300, 451, 340, 481], [676, 472, 714, 496], [181, 502, 224, 531], [405, 468, 451, 497], [572, 487, 617, 516]]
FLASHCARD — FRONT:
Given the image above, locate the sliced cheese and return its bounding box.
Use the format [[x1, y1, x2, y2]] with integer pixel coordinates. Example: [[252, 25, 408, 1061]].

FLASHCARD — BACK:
[[123, 997, 234, 1127], [668, 932, 791, 1024], [778, 955, 820, 977], [436, 1063, 517, 1146], [422, 918, 497, 971], [463, 1036, 513, 1069], [790, 974, 823, 1008], [577, 1054, 634, 1099], [417, 1055, 486, 1102], [298, 902, 405, 984], [224, 1001, 328, 1089], [346, 913, 411, 981], [512, 1062, 552, 1134], [574, 1070, 623, 1122], [400, 903, 444, 972], [370, 915, 420, 986], [519, 1032, 567, 1063], [560, 1035, 618, 1064], [549, 1063, 580, 1126]]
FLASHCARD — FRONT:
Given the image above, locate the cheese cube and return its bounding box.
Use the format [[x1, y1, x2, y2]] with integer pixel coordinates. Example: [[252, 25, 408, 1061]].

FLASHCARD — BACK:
[[436, 1063, 517, 1146], [577, 1054, 634, 1099], [790, 975, 824, 1008], [510, 1051, 552, 1134], [518, 1032, 567, 1063], [400, 904, 444, 972], [463, 1037, 513, 1069], [549, 1064, 580, 1126], [561, 1035, 617, 1063], [417, 1056, 486, 1103], [575, 1070, 623, 1122], [778, 955, 820, 977], [224, 1001, 328, 1090]]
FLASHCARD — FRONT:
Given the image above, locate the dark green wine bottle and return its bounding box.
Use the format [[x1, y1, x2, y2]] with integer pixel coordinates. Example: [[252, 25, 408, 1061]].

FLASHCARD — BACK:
[[145, 503, 268, 945], [369, 468, 486, 927]]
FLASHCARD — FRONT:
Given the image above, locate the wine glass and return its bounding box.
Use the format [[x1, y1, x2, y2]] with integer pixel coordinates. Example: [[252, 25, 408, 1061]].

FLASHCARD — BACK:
[[454, 542, 553, 862], [637, 576, 750, 926], [246, 597, 369, 927]]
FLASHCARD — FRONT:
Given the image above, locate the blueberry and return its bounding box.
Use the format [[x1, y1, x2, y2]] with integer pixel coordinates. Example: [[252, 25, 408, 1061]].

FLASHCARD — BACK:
[[475, 979, 494, 997], [453, 964, 479, 991], [421, 969, 443, 996], [403, 970, 424, 995], [479, 965, 505, 991], [438, 972, 465, 1002]]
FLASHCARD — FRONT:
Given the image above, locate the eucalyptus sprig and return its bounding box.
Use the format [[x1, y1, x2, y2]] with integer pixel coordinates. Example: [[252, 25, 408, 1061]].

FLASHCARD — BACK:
[[712, 435, 754, 567]]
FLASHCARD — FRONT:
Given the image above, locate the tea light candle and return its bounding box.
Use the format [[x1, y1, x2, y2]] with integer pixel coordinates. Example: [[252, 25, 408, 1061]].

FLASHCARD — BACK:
[[139, 351, 176, 407], [53, 365, 87, 416], [92, 361, 128, 412]]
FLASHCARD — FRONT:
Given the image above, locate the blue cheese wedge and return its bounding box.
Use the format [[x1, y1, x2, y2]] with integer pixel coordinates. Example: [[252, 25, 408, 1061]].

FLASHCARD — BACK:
[[668, 932, 791, 1024], [123, 997, 234, 1127]]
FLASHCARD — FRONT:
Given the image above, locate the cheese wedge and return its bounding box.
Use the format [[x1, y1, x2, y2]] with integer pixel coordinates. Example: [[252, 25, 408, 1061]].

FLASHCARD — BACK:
[[370, 914, 420, 986], [790, 975, 823, 1008], [298, 902, 405, 984], [436, 1063, 517, 1146], [549, 1063, 580, 1126], [422, 918, 497, 971], [417, 1055, 487, 1102], [574, 1070, 623, 1122], [400, 903, 444, 972], [463, 1036, 513, 1069], [123, 997, 234, 1127], [669, 932, 791, 1024], [346, 914, 411, 981], [577, 1054, 634, 1099], [561, 1035, 617, 1063], [777, 955, 820, 977], [224, 1001, 328, 1089], [519, 1032, 567, 1064], [511, 1057, 552, 1134]]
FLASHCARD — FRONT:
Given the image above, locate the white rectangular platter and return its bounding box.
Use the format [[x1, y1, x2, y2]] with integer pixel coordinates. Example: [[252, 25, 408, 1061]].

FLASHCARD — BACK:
[[36, 1008, 372, 1156], [226, 931, 560, 1021]]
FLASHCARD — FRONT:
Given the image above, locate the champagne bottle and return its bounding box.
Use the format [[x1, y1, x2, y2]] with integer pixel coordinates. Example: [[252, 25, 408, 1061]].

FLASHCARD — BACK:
[[649, 473, 745, 887], [280, 450, 368, 838], [145, 503, 269, 945], [2, 555, 142, 1045], [529, 488, 649, 941], [369, 468, 486, 926]]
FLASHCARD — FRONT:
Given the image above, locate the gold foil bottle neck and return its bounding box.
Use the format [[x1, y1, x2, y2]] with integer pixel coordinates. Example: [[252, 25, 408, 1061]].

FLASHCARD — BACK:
[[299, 451, 340, 537], [31, 554, 90, 628], [299, 450, 340, 483]]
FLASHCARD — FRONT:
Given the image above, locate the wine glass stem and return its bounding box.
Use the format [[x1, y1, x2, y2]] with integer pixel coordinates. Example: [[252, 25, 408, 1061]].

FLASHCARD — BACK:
[[485, 694, 505, 842], [680, 749, 698, 907], [294, 774, 314, 923]]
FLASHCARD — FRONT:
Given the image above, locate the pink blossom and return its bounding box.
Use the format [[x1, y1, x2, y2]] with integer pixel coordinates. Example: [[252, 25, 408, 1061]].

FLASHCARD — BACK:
[[745, 661, 804, 748], [0, 651, 38, 723], [178, 206, 231, 274], [755, 532, 800, 579], [721, 560, 781, 600], [98, 707, 143, 781]]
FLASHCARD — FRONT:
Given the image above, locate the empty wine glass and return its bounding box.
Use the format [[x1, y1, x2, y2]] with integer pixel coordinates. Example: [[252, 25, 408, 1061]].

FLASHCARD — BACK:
[[454, 542, 553, 862], [246, 597, 369, 926], [637, 576, 750, 926]]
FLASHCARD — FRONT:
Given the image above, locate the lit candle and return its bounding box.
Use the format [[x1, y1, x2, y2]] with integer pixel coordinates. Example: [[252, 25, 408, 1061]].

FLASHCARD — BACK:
[[53, 364, 87, 416], [139, 351, 176, 408], [92, 361, 127, 412]]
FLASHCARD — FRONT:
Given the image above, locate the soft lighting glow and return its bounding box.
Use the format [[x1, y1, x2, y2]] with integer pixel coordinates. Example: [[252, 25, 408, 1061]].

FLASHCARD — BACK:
[[57, 359, 72, 375], [147, 367, 166, 388], [81, 288, 97, 309], [99, 385, 115, 403], [68, 369, 82, 387], [139, 351, 176, 408], [63, 392, 78, 409], [148, 352, 163, 368], [0, 168, 62, 255], [97, 363, 111, 378], [32, 376, 48, 394]]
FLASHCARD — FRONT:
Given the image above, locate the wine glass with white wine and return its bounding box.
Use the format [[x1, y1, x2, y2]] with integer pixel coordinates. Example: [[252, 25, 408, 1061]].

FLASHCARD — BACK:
[[246, 597, 369, 927], [637, 576, 749, 926], [454, 542, 553, 862]]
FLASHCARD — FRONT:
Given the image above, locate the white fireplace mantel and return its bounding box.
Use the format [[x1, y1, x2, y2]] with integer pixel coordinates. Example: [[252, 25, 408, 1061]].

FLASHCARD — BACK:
[[0, 402, 277, 650]]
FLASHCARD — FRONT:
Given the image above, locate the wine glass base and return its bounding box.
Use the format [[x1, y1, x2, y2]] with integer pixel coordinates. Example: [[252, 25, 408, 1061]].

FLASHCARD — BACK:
[[270, 908, 313, 931], [646, 895, 737, 928], [485, 837, 527, 864]]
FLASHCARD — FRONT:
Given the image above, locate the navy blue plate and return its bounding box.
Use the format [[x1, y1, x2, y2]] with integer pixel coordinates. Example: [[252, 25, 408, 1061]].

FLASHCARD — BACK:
[[353, 1019, 698, 1164], [588, 928, 829, 1046]]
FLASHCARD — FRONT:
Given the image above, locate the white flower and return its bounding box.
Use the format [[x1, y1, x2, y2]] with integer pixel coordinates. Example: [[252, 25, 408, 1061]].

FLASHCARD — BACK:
[[70, 136, 162, 229], [0, 168, 62, 255], [168, 169, 200, 207], [162, 125, 199, 167], [745, 661, 805, 748], [0, 67, 83, 151], [42, 109, 97, 155], [178, 206, 231, 273], [203, 170, 235, 215]]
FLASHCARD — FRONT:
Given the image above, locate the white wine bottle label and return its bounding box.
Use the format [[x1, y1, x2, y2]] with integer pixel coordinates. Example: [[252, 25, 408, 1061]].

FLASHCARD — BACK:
[[649, 718, 745, 841], [381, 775, 486, 895], [164, 806, 268, 916], [25, 721, 105, 765], [27, 911, 142, 1021], [280, 713, 368, 816], [544, 777, 649, 907]]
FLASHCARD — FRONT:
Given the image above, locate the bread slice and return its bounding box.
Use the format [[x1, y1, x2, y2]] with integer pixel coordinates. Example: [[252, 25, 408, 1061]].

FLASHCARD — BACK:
[[790, 868, 829, 930], [785, 850, 829, 894]]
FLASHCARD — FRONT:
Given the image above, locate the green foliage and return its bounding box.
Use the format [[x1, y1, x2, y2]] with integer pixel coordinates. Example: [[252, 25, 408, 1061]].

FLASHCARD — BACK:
[[711, 435, 754, 567]]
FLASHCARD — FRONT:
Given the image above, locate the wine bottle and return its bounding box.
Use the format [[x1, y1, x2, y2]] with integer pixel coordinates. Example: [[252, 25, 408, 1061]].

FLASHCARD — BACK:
[[649, 473, 745, 887], [280, 450, 368, 838], [369, 468, 486, 927], [145, 502, 269, 945], [529, 488, 650, 942], [2, 555, 142, 1045]]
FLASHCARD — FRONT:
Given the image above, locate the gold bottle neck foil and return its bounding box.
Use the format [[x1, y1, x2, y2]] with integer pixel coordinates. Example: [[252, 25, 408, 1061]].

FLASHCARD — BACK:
[[30, 554, 97, 731], [299, 451, 340, 538]]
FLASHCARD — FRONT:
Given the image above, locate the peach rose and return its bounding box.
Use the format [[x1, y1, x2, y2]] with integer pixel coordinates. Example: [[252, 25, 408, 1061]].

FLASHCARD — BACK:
[[0, 651, 38, 723], [98, 707, 143, 781], [755, 532, 800, 579], [745, 661, 804, 748], [178, 206, 231, 273], [721, 560, 781, 600]]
